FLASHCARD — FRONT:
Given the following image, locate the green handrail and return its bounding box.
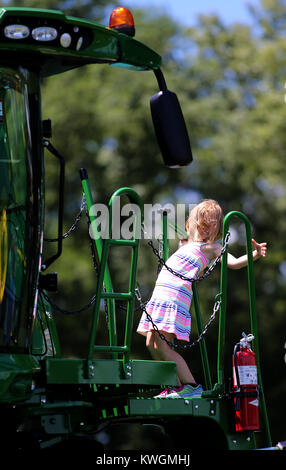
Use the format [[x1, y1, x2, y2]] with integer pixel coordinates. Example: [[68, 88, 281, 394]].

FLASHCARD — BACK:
[[217, 211, 258, 383], [192, 284, 213, 390], [80, 169, 118, 352], [161, 211, 170, 260], [108, 187, 142, 367], [80, 170, 142, 372], [217, 210, 271, 446]]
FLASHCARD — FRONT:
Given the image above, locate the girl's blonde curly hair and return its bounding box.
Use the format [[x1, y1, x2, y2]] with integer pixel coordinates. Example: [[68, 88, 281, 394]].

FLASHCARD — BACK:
[[186, 199, 224, 242]]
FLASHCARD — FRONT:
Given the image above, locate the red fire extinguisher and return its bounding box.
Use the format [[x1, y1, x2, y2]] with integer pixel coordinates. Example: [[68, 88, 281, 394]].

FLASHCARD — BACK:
[[232, 332, 260, 431]]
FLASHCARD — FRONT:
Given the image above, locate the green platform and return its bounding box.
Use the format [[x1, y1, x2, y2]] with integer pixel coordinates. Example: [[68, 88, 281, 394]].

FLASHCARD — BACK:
[[128, 396, 257, 450], [45, 358, 177, 385]]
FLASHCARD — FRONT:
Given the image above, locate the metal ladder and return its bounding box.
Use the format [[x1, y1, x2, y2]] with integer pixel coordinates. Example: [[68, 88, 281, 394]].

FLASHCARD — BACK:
[[80, 169, 142, 378]]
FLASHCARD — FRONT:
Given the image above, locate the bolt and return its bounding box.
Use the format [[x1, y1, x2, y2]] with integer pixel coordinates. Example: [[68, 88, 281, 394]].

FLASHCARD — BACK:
[[184, 400, 190, 405]]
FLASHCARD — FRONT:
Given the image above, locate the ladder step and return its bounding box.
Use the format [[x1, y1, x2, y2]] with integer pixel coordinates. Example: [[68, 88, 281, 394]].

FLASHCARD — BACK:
[[101, 292, 133, 300], [107, 239, 138, 247], [93, 345, 129, 353]]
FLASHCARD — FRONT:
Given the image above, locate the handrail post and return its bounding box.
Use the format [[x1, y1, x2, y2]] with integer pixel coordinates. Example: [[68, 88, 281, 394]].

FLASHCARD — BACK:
[[217, 211, 258, 383], [80, 169, 117, 361], [162, 210, 170, 260], [192, 283, 212, 390], [217, 219, 229, 386], [80, 177, 143, 374], [108, 187, 143, 367], [217, 210, 272, 446]]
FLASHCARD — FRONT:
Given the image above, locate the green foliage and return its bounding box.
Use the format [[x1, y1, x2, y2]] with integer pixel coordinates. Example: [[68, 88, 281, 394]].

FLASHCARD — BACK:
[[17, 0, 286, 443]]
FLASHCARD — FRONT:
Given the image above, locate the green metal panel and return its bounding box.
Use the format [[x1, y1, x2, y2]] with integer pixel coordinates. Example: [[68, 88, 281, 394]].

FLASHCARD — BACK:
[[45, 358, 177, 386], [0, 354, 40, 402], [129, 395, 205, 416], [0, 7, 66, 19], [0, 8, 161, 76], [128, 396, 257, 450], [32, 291, 61, 358]]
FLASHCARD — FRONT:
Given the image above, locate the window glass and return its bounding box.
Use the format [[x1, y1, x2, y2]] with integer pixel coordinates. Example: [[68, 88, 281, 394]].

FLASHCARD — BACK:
[[0, 69, 32, 350]]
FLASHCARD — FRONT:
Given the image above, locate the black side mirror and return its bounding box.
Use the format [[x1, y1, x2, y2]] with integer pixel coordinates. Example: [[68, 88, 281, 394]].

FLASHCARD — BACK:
[[150, 69, 193, 168]]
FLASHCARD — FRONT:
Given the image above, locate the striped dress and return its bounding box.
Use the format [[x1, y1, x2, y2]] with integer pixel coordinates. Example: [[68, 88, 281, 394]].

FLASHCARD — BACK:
[[137, 242, 210, 341]]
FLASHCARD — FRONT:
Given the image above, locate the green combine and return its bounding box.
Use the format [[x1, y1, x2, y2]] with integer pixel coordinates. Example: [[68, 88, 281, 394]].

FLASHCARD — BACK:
[[0, 6, 273, 451]]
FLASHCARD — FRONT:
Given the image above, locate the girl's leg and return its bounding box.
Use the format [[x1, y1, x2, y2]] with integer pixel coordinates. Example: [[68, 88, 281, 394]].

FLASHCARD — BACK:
[[146, 330, 196, 385]]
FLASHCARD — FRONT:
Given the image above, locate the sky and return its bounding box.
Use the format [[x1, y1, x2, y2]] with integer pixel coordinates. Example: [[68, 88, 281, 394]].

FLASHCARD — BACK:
[[126, 0, 260, 26]]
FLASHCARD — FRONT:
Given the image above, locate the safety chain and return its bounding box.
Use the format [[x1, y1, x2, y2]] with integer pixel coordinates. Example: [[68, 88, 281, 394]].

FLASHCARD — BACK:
[[44, 195, 87, 242], [135, 230, 231, 350], [41, 289, 97, 315], [147, 231, 230, 283], [42, 202, 230, 352], [135, 285, 222, 351], [41, 195, 100, 315]]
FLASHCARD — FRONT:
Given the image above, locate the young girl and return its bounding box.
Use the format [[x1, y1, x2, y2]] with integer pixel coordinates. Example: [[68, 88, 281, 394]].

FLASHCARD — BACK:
[[137, 199, 267, 399]]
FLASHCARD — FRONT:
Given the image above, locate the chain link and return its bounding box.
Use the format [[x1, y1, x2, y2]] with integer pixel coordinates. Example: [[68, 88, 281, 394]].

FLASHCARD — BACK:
[[42, 202, 229, 349], [147, 231, 230, 283], [41, 289, 97, 315], [135, 285, 222, 350], [44, 195, 87, 242], [41, 195, 99, 315], [136, 231, 230, 350]]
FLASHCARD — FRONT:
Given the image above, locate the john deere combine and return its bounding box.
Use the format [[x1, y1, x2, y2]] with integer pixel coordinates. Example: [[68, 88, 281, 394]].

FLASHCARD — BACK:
[[0, 6, 272, 451]]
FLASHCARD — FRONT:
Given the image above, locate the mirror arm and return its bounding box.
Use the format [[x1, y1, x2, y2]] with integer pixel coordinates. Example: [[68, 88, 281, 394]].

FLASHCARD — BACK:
[[154, 68, 167, 92]]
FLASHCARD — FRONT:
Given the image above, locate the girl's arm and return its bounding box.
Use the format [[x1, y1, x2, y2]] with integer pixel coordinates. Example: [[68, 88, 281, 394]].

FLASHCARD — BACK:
[[202, 239, 267, 270], [227, 239, 267, 270]]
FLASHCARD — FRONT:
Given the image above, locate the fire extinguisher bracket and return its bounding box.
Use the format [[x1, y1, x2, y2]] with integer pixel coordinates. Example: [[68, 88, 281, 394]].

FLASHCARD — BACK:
[[232, 333, 260, 432]]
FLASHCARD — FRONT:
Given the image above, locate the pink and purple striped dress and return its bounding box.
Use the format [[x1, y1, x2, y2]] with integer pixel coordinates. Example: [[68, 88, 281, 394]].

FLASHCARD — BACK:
[[137, 242, 210, 341]]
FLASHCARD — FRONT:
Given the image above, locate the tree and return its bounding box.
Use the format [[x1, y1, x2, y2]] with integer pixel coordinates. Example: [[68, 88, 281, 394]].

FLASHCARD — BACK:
[[41, 0, 286, 443], [40, 7, 184, 358], [175, 2, 286, 443], [4, 0, 286, 444]]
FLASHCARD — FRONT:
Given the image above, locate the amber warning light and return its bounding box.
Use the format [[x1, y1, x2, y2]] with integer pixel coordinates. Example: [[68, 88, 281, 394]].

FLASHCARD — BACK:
[[109, 7, 135, 37]]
